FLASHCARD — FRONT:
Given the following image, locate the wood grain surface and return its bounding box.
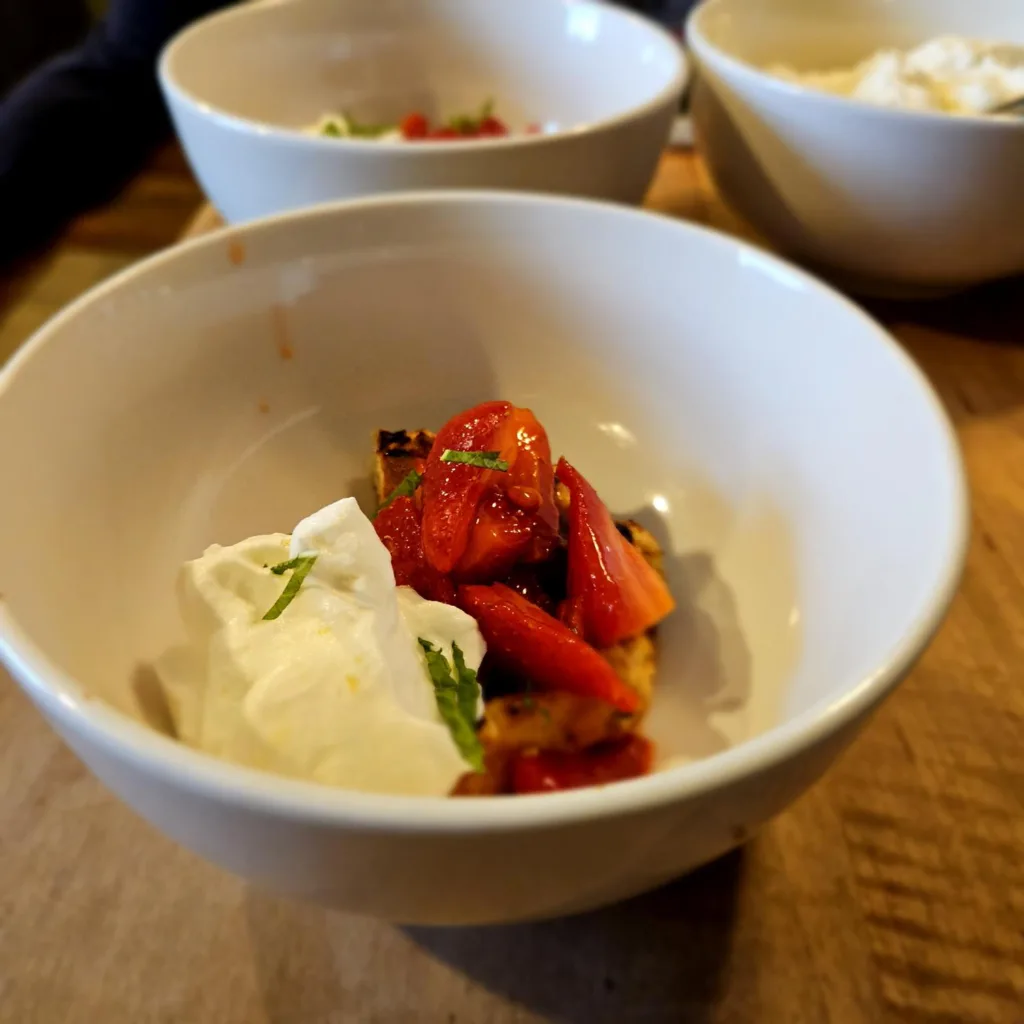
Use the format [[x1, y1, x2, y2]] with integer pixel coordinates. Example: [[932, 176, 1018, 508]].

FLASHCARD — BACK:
[[1, 148, 1023, 1024]]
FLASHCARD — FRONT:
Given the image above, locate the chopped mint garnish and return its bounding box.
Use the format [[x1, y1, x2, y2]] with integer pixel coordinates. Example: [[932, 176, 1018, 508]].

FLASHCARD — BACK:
[[448, 97, 495, 135], [376, 469, 423, 516], [318, 112, 394, 139], [262, 554, 317, 619], [450, 642, 479, 730], [419, 639, 484, 772], [341, 111, 395, 138], [440, 449, 509, 471]]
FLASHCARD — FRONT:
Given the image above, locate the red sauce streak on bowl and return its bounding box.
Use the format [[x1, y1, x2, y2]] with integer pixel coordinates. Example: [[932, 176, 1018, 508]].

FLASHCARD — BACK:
[[227, 239, 246, 267], [271, 304, 294, 361]]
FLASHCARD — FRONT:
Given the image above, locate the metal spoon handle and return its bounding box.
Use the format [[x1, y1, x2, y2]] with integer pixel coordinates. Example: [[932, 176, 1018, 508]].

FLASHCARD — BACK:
[[988, 95, 1024, 116]]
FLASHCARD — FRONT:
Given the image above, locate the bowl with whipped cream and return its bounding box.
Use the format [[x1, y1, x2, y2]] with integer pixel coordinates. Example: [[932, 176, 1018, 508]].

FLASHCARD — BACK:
[[687, 0, 1024, 296], [0, 193, 966, 924], [158, 0, 687, 223]]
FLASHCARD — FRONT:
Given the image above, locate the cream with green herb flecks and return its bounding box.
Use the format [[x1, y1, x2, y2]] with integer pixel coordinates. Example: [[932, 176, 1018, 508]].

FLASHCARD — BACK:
[[155, 497, 486, 795]]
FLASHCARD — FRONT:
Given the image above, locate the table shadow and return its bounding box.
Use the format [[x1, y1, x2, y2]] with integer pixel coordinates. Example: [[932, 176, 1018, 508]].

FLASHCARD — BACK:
[[865, 273, 1024, 348], [405, 849, 747, 1024], [242, 850, 746, 1024], [625, 502, 752, 762]]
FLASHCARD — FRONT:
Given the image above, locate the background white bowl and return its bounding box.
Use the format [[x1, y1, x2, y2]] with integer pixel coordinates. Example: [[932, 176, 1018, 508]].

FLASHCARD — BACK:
[[159, 0, 687, 223], [688, 0, 1024, 297], [0, 194, 965, 924]]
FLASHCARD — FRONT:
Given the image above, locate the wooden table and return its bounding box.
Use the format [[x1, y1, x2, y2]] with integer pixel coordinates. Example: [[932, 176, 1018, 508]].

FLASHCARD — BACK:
[[2, 150, 1023, 1024]]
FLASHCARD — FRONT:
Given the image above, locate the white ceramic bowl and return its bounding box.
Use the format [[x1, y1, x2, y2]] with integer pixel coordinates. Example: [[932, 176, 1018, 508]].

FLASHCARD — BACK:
[[0, 193, 966, 924], [158, 0, 687, 222], [687, 0, 1024, 297]]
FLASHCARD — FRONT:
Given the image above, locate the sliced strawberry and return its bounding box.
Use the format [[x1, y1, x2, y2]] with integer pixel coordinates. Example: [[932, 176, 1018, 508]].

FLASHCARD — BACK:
[[558, 595, 586, 636], [478, 116, 509, 137], [421, 401, 559, 581], [456, 492, 539, 581], [454, 406, 558, 579], [500, 407, 559, 540], [460, 583, 640, 713], [374, 497, 455, 604], [421, 401, 512, 573], [399, 112, 430, 139], [511, 735, 653, 794], [557, 458, 675, 648], [501, 564, 561, 615]]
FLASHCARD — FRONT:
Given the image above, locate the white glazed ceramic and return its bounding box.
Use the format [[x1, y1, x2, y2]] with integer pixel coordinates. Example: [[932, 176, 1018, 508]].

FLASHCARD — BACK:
[[688, 0, 1024, 297], [0, 193, 966, 924], [158, 0, 687, 222]]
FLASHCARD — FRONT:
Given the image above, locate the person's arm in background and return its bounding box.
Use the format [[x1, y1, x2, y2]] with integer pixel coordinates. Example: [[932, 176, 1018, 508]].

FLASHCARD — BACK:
[[0, 0, 231, 263]]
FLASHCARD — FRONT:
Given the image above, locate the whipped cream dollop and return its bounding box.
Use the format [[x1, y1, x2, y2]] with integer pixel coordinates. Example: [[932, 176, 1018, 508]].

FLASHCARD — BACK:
[[770, 36, 1024, 115], [156, 498, 485, 796]]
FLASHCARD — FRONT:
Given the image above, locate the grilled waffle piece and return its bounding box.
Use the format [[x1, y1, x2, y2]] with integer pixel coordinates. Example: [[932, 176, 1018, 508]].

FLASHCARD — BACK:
[[374, 428, 434, 502]]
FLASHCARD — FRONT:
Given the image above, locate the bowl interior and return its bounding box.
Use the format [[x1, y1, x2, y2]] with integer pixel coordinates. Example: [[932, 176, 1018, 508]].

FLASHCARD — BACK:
[[693, 0, 1024, 70], [162, 0, 683, 134], [0, 196, 962, 774]]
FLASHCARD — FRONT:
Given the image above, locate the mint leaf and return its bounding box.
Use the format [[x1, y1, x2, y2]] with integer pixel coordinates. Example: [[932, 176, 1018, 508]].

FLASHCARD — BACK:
[[269, 556, 303, 575], [447, 98, 495, 134], [450, 641, 480, 730], [440, 449, 509, 471], [376, 469, 423, 517], [418, 639, 484, 772], [262, 554, 317, 620], [342, 110, 397, 138]]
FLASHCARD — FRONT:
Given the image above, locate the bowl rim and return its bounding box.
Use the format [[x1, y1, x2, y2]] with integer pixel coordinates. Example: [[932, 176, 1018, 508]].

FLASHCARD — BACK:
[[157, 0, 689, 153], [0, 190, 969, 834], [687, 0, 1024, 131]]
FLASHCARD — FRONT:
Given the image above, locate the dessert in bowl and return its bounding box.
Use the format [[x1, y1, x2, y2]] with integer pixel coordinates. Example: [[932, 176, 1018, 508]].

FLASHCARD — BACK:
[[158, 0, 687, 222], [0, 193, 966, 923], [687, 0, 1024, 297]]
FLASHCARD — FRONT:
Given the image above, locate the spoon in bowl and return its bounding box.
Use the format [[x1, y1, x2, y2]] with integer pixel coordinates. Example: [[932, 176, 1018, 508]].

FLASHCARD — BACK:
[[988, 95, 1024, 116]]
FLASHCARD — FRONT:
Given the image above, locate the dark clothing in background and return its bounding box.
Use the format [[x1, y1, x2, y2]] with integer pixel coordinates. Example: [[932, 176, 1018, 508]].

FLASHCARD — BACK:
[[625, 0, 699, 32], [0, 0, 696, 263], [0, 0, 91, 98], [0, 0, 229, 260]]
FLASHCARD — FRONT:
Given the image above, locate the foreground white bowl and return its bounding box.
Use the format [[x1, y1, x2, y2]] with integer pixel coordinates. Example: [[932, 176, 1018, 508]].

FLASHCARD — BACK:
[[0, 194, 966, 924], [688, 0, 1024, 297], [159, 0, 686, 222]]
